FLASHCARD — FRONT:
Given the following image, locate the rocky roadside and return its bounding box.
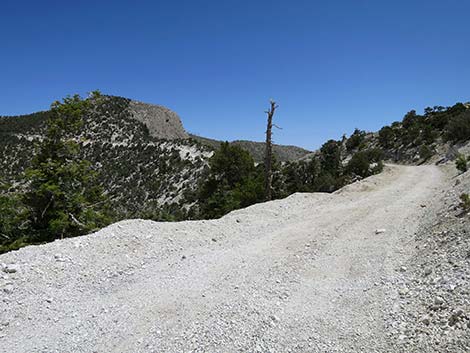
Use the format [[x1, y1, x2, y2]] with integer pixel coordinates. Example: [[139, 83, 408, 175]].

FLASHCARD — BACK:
[[386, 166, 470, 352]]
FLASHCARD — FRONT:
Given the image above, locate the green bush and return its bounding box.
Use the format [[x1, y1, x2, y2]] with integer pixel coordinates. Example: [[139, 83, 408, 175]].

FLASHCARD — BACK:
[[346, 149, 384, 178], [346, 129, 366, 151], [445, 111, 470, 142], [402, 110, 418, 129], [459, 193, 470, 212], [346, 152, 370, 177], [313, 172, 337, 192], [281, 159, 319, 195], [198, 142, 264, 219], [378, 126, 394, 148], [419, 145, 433, 161], [455, 154, 468, 173], [320, 140, 342, 176], [371, 160, 384, 174], [0, 193, 29, 253]]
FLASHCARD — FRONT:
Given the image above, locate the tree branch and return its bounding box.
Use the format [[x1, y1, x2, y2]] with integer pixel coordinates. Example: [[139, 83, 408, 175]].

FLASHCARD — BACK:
[[69, 213, 86, 228], [41, 196, 54, 219], [0, 233, 10, 240]]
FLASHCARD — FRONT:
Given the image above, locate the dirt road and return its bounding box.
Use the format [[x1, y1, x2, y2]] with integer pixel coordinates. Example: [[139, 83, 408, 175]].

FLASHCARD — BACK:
[[0, 165, 445, 352]]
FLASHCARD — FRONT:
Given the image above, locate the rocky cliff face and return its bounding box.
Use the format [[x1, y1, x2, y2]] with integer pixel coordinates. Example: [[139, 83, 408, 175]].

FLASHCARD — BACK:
[[128, 101, 189, 140]]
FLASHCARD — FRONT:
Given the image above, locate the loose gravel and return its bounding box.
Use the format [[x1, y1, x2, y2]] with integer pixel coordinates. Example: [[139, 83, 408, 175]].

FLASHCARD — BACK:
[[2, 164, 466, 352]]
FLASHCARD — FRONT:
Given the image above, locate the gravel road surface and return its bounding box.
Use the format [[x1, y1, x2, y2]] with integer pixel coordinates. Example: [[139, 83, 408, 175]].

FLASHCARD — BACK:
[[0, 165, 445, 352]]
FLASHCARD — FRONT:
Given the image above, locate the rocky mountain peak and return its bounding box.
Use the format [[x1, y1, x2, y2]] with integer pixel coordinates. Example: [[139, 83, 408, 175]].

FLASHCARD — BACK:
[[128, 100, 188, 140]]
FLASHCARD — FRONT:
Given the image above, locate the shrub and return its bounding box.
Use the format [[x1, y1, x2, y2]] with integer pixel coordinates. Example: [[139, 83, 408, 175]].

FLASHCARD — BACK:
[[346, 129, 366, 151], [378, 126, 394, 148], [364, 148, 384, 162], [0, 193, 29, 253], [314, 172, 337, 192], [320, 140, 342, 176], [455, 154, 468, 173], [402, 110, 418, 129], [281, 159, 319, 195], [445, 111, 470, 142], [346, 149, 384, 178], [346, 152, 371, 177], [198, 142, 264, 218], [419, 145, 433, 161], [371, 161, 384, 174], [459, 193, 470, 212]]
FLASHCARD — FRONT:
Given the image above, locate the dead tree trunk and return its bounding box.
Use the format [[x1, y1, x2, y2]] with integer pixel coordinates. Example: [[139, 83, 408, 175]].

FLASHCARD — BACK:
[[264, 100, 278, 201]]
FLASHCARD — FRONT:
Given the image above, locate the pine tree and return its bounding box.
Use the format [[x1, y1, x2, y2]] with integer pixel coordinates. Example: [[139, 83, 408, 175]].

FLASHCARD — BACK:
[[23, 92, 111, 241]]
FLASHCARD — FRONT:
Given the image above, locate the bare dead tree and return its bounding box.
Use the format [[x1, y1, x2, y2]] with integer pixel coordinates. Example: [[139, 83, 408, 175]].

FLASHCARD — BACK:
[[264, 99, 278, 201]]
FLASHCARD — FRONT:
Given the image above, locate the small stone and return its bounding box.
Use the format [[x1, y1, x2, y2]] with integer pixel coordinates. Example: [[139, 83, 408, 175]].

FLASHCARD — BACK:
[[434, 296, 445, 306], [399, 266, 407, 272], [449, 314, 459, 326], [2, 265, 18, 274], [181, 255, 186, 260], [375, 229, 386, 235], [399, 287, 409, 296], [211, 238, 217, 242], [422, 316, 431, 326], [54, 254, 67, 262], [3, 285, 13, 294], [424, 268, 432, 276]]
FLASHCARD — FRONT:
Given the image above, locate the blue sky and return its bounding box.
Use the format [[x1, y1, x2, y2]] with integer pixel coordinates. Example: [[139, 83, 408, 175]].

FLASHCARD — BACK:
[[1, 0, 469, 150]]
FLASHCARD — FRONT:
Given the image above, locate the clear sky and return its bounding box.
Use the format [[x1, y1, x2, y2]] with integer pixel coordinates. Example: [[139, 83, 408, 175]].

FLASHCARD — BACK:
[[1, 0, 469, 150]]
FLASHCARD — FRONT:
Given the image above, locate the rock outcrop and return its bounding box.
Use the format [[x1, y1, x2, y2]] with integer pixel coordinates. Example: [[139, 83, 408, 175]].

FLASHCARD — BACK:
[[128, 100, 189, 140]]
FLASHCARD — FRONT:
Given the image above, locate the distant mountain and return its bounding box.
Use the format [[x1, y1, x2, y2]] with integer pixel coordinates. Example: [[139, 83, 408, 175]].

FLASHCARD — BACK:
[[189, 135, 311, 163]]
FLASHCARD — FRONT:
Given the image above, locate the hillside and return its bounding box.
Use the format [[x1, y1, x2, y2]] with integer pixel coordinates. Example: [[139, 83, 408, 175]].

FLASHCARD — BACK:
[[0, 96, 210, 218], [1, 163, 469, 352], [0, 96, 313, 219], [345, 103, 470, 164]]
